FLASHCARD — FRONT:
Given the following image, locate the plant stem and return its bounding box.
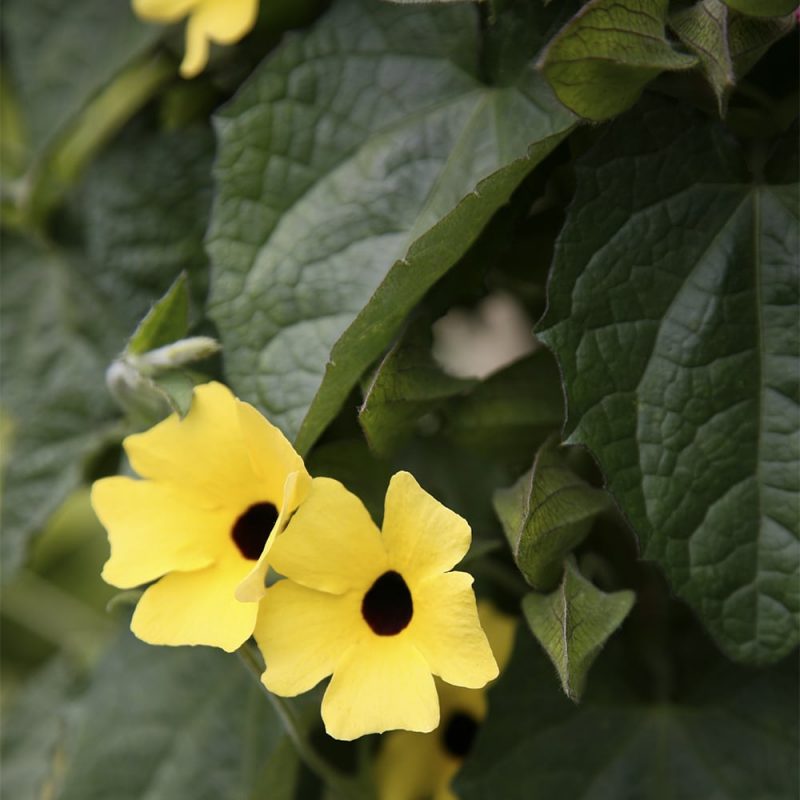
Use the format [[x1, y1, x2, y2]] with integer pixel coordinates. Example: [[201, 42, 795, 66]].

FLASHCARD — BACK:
[[236, 641, 373, 799]]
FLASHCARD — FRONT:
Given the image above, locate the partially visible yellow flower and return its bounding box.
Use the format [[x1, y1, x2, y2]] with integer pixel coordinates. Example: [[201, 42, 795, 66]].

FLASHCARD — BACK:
[[254, 472, 498, 741], [375, 603, 516, 800], [132, 0, 259, 78], [91, 382, 309, 652]]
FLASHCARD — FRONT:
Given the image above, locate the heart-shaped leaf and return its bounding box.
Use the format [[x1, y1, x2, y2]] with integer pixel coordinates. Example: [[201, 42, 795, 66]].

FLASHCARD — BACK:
[[537, 99, 799, 664], [208, 0, 576, 454], [522, 558, 635, 701]]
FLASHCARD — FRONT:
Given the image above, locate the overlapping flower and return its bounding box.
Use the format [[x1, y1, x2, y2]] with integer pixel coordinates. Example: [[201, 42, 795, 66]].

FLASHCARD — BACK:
[[255, 472, 498, 739], [375, 603, 516, 799], [93, 381, 501, 743], [92, 381, 309, 651]]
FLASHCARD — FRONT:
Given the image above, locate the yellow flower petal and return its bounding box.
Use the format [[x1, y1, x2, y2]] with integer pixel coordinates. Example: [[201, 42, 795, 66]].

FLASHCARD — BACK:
[[132, 0, 198, 23], [381, 471, 471, 583], [376, 726, 446, 800], [409, 572, 498, 689], [437, 679, 487, 724], [93, 476, 218, 589], [237, 399, 307, 500], [376, 605, 514, 800], [269, 477, 388, 594], [235, 469, 312, 602], [180, 12, 210, 78], [376, 682, 487, 800], [192, 0, 258, 44], [123, 382, 285, 512], [322, 637, 439, 740], [255, 581, 363, 696], [131, 556, 256, 651]]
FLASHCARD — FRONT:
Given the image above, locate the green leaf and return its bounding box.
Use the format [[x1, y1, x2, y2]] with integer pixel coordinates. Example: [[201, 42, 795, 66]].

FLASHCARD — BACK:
[[126, 273, 189, 356], [2, 0, 158, 156], [538, 0, 698, 122], [0, 633, 298, 800], [25, 55, 173, 223], [208, 0, 576, 454], [493, 436, 610, 590], [537, 99, 799, 664], [0, 72, 26, 180], [722, 0, 799, 17], [150, 369, 198, 417], [1, 126, 214, 579], [670, 0, 795, 115], [0, 237, 121, 580], [522, 558, 634, 702], [671, 1, 736, 114], [456, 626, 799, 799], [444, 350, 564, 461], [726, 8, 796, 76], [358, 317, 475, 457], [2, 0, 169, 222], [0, 659, 77, 799], [80, 123, 214, 321]]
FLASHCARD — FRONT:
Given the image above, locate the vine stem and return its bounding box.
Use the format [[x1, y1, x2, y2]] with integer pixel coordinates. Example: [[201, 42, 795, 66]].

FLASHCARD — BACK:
[[236, 641, 373, 800]]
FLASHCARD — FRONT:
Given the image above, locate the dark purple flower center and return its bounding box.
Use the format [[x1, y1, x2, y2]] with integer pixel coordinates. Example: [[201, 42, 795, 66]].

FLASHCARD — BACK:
[[441, 710, 479, 758], [231, 502, 278, 560], [361, 570, 413, 635]]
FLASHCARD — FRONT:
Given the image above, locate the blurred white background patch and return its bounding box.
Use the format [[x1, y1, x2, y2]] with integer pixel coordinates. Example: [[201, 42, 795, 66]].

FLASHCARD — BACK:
[[432, 291, 537, 380]]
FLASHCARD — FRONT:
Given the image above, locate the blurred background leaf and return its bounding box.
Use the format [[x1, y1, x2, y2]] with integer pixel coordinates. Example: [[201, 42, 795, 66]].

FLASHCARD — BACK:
[[1, 631, 304, 800], [456, 623, 799, 799]]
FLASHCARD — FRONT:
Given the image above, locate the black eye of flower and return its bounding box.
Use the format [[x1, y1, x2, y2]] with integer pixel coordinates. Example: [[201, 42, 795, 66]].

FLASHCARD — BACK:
[[361, 570, 413, 635], [441, 710, 479, 758], [231, 502, 279, 560]]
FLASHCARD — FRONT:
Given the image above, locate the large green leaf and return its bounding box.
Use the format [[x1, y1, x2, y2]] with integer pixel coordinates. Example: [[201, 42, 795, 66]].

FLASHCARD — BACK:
[[0, 634, 297, 800], [0, 237, 121, 580], [456, 626, 799, 799], [537, 0, 697, 122], [522, 558, 635, 702], [493, 436, 610, 590], [537, 99, 799, 664], [1, 126, 214, 579], [79, 123, 214, 318], [208, 0, 576, 453]]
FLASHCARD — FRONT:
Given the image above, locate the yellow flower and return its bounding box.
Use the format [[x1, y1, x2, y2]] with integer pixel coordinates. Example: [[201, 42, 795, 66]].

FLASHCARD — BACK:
[[375, 604, 517, 800], [253, 472, 499, 741], [132, 0, 259, 78], [91, 382, 309, 652]]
